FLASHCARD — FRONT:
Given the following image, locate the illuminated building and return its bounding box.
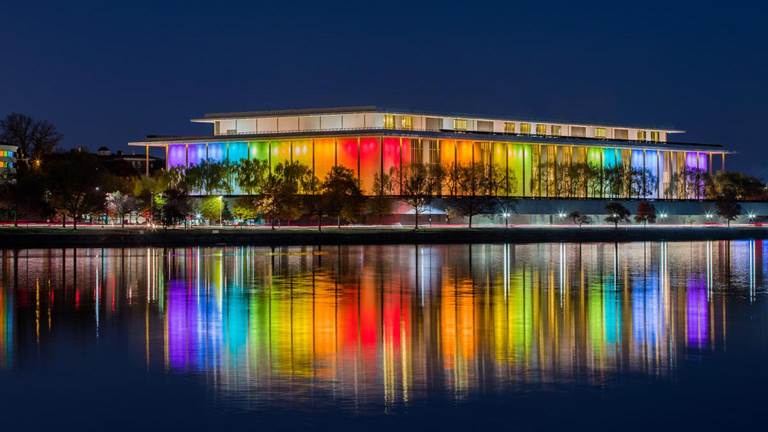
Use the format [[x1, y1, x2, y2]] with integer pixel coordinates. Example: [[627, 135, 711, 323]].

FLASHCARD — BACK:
[[0, 144, 17, 178], [128, 107, 726, 202]]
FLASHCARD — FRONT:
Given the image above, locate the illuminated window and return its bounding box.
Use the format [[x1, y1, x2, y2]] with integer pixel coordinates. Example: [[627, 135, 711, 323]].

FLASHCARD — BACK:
[[551, 125, 562, 136], [454, 119, 468, 131], [594, 127, 607, 138], [650, 131, 660, 142], [400, 116, 413, 130], [520, 123, 531, 134], [412, 140, 425, 164], [636, 130, 647, 141], [384, 114, 395, 129], [504, 122, 515, 133], [536, 124, 547, 135], [428, 140, 440, 164]]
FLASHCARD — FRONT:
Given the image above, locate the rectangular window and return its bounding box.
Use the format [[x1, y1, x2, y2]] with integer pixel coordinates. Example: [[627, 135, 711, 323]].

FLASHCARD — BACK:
[[594, 127, 607, 138], [614, 129, 629, 140], [551, 125, 562, 136], [504, 122, 516, 133], [384, 114, 395, 129], [520, 123, 531, 134], [454, 119, 468, 131], [411, 140, 424, 164], [636, 130, 647, 141], [425, 117, 441, 131], [650, 131, 660, 142], [477, 120, 493, 132], [400, 116, 413, 130], [428, 140, 440, 164], [536, 124, 547, 135], [571, 126, 586, 137]]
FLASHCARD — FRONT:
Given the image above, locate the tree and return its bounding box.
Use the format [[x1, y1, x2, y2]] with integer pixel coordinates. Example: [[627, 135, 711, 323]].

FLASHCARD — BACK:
[[715, 191, 741, 226], [161, 189, 191, 227], [236, 159, 269, 195], [105, 191, 136, 227], [707, 171, 766, 201], [0, 161, 52, 225], [604, 202, 630, 228], [197, 196, 224, 225], [320, 166, 365, 228], [400, 164, 438, 229], [634, 201, 656, 225], [256, 162, 308, 229], [497, 198, 517, 227], [568, 211, 591, 227], [368, 168, 396, 224], [184, 160, 233, 195], [0, 113, 62, 162], [448, 164, 497, 228], [232, 197, 259, 223], [45, 151, 108, 229], [132, 171, 171, 224]]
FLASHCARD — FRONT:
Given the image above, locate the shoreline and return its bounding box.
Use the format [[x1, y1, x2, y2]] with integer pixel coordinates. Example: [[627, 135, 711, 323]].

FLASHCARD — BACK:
[[2, 225, 768, 248]]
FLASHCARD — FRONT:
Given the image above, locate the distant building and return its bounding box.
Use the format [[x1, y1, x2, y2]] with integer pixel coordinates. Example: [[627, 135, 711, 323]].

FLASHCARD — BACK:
[[97, 147, 164, 176], [0, 144, 17, 179]]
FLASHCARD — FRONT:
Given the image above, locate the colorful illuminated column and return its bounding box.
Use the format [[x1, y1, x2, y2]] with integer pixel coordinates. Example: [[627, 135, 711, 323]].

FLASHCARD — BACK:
[[248, 141, 269, 163], [228, 142, 249, 163], [337, 138, 359, 179], [313, 138, 336, 181], [291, 140, 313, 171], [167, 144, 187, 168], [207, 142, 226, 163], [359, 137, 380, 194], [382, 137, 401, 195], [270, 140, 291, 170], [187, 143, 207, 166]]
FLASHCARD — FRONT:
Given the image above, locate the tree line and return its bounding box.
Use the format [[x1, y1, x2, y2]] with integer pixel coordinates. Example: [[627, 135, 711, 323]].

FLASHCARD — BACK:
[[1, 113, 765, 229]]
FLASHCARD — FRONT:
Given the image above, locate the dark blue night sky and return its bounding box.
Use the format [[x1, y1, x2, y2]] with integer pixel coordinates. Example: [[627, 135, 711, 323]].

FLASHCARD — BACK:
[[2, 1, 766, 175]]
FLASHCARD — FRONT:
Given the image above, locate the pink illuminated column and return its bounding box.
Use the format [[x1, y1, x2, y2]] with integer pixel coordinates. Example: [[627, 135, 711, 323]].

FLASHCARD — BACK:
[[358, 137, 380, 194], [337, 138, 359, 180], [382, 137, 401, 195]]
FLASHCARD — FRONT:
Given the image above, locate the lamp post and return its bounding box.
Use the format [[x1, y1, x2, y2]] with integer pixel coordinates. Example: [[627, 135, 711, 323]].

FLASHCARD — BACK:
[[218, 196, 223, 226], [502, 212, 509, 228]]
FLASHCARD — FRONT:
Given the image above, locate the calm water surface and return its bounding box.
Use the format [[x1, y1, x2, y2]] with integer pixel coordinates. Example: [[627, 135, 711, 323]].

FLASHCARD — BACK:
[[1, 242, 767, 431]]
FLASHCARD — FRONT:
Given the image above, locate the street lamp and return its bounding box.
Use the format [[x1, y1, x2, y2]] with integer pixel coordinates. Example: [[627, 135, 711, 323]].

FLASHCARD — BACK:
[[502, 212, 509, 228], [218, 196, 224, 226]]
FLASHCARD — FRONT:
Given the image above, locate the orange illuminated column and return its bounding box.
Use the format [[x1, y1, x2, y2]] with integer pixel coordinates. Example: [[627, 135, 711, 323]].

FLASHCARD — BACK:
[[440, 140, 456, 195], [270, 141, 291, 171], [337, 138, 359, 181], [291, 140, 312, 172], [382, 137, 401, 195], [359, 137, 380, 194], [456, 140, 473, 167], [314, 138, 335, 181]]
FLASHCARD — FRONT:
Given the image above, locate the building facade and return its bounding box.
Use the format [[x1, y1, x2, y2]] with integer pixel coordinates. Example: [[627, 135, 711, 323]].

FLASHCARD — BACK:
[[129, 106, 726, 199], [0, 145, 17, 179]]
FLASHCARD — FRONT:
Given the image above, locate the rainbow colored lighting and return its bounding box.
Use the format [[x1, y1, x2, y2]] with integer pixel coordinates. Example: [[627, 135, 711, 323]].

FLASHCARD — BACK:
[[160, 136, 718, 197]]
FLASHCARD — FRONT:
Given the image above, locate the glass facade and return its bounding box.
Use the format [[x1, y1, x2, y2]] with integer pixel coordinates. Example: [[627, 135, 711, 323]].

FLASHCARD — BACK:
[[160, 136, 718, 198]]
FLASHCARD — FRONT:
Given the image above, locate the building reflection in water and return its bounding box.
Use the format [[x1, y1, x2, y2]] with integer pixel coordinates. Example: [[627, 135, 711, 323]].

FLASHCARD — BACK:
[[0, 241, 765, 408]]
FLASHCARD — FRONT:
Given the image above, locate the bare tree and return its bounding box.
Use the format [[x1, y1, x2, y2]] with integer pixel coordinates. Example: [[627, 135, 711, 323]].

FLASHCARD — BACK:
[[0, 113, 62, 161]]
